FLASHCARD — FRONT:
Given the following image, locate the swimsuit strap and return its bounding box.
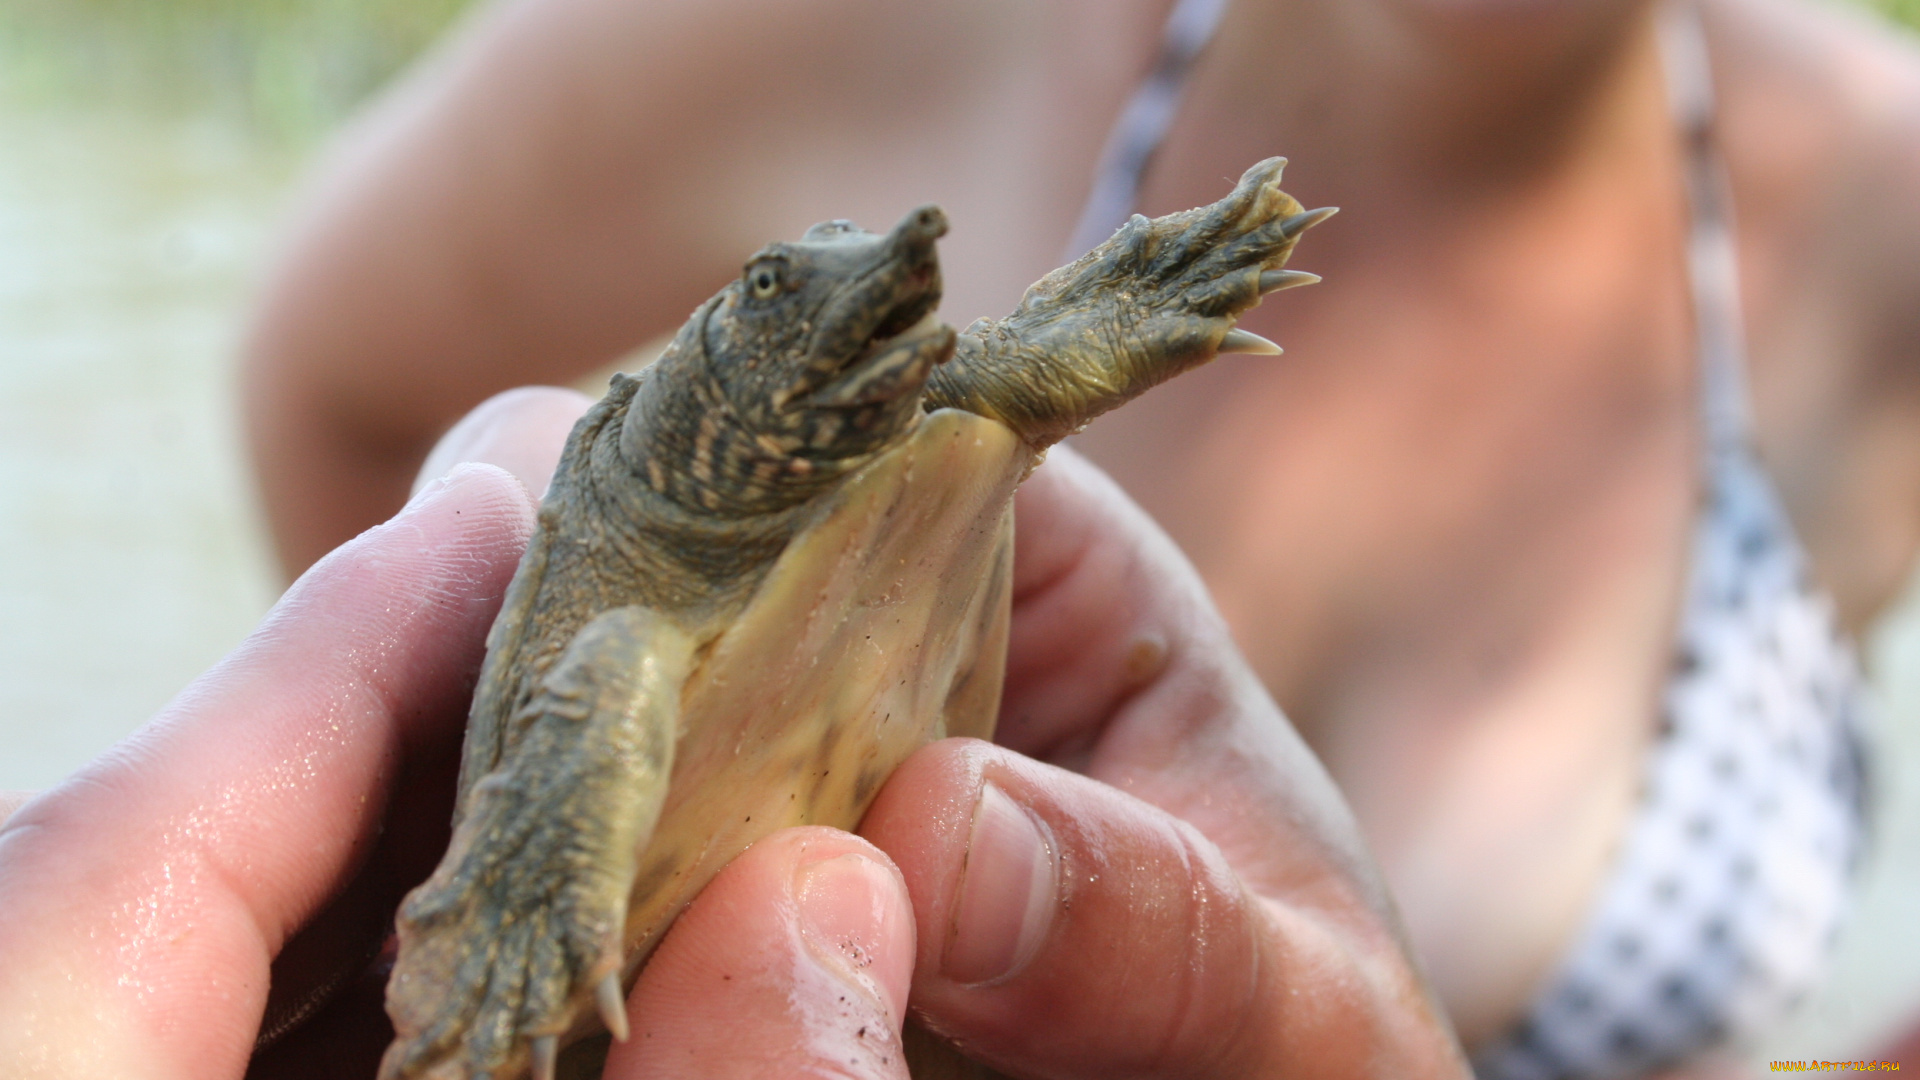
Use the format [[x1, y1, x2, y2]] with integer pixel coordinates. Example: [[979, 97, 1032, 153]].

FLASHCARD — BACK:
[[1063, 0, 1231, 259], [1659, 0, 1754, 460]]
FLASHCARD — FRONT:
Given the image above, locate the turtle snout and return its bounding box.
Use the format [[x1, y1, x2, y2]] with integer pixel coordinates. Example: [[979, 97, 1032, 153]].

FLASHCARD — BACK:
[[892, 204, 948, 247], [883, 206, 946, 303]]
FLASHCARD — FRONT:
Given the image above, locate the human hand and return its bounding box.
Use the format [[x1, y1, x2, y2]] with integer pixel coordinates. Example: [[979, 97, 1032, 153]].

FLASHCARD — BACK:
[[423, 387, 1472, 1079], [0, 459, 536, 1078], [850, 429, 1467, 1078], [0, 414, 921, 1080], [0, 384, 1465, 1079]]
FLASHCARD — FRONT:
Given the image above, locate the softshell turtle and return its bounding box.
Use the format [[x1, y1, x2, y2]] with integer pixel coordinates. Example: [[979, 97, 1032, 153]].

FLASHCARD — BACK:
[[380, 157, 1330, 1080]]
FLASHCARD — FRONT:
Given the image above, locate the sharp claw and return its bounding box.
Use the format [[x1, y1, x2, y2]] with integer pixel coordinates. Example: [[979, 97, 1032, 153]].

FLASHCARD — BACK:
[[1280, 207, 1339, 237], [532, 1036, 558, 1080], [597, 974, 630, 1042], [1220, 328, 1283, 356], [1258, 269, 1321, 293]]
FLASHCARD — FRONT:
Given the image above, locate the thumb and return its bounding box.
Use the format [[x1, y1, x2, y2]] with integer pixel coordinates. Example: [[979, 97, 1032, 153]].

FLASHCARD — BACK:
[[605, 828, 916, 1080], [861, 740, 1468, 1080]]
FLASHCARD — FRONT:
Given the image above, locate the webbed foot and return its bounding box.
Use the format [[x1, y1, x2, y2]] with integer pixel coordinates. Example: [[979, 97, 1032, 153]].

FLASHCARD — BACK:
[[380, 607, 688, 1080], [925, 156, 1329, 448]]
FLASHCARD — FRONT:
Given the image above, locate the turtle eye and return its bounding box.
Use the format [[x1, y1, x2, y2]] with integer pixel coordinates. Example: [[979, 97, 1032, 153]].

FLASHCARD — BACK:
[[746, 259, 785, 300]]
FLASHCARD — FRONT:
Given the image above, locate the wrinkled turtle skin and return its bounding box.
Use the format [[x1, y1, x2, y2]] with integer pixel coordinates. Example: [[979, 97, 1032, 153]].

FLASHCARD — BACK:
[[379, 158, 1330, 1080]]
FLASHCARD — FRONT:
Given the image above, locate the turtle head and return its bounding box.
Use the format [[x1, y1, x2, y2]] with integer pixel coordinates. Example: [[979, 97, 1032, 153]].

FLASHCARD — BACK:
[[619, 206, 957, 518], [708, 205, 955, 460]]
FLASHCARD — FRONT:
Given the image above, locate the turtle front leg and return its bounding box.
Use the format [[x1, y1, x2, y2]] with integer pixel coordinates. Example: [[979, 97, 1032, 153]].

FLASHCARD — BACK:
[[381, 607, 690, 1080], [924, 156, 1331, 449]]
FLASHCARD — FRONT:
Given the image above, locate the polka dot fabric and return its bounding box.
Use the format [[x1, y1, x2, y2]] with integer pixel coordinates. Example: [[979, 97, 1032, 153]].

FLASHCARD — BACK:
[[1472, 442, 1869, 1080]]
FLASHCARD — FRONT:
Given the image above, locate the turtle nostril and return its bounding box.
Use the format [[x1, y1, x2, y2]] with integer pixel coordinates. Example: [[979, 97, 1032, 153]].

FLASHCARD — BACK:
[[906, 206, 947, 241]]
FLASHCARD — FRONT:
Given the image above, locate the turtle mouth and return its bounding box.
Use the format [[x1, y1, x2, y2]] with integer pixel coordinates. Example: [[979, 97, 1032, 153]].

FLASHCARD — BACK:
[[868, 262, 940, 340], [809, 304, 956, 409], [797, 204, 949, 408]]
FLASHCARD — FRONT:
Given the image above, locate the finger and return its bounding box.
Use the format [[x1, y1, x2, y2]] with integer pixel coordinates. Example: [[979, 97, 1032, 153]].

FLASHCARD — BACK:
[[1002, 442, 1222, 762], [861, 741, 1468, 1080], [0, 463, 536, 1079], [1009, 445, 1393, 905], [0, 791, 29, 827], [244, 944, 397, 1080], [412, 385, 595, 498], [255, 390, 591, 1074], [604, 827, 914, 1080]]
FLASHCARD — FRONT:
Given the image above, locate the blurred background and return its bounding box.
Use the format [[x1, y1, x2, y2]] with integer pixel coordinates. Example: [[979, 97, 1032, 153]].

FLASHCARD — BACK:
[[0, 0, 1915, 1068], [0, 0, 467, 790]]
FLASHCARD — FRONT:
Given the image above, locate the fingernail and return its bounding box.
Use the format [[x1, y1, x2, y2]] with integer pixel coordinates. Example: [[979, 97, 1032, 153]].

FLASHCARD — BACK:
[[945, 783, 1057, 985], [796, 852, 914, 1020], [397, 461, 488, 517], [412, 415, 506, 498], [411, 388, 588, 499], [401, 470, 454, 512]]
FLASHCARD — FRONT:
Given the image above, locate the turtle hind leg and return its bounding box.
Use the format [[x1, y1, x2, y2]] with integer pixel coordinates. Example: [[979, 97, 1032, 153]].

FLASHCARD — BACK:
[[381, 606, 691, 1080], [924, 156, 1332, 449]]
